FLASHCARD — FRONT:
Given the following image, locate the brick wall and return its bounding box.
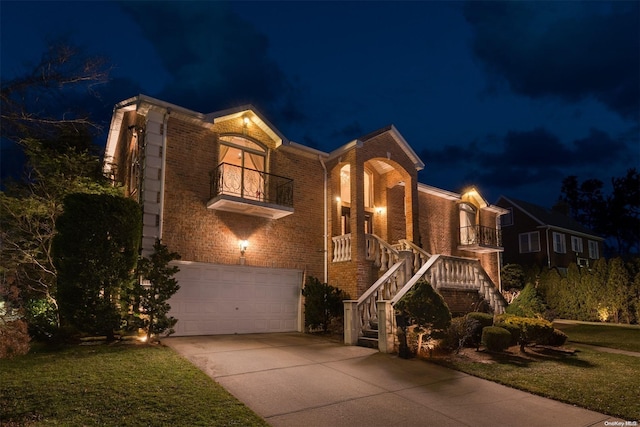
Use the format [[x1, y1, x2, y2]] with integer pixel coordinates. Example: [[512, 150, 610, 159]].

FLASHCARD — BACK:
[[160, 113, 325, 280]]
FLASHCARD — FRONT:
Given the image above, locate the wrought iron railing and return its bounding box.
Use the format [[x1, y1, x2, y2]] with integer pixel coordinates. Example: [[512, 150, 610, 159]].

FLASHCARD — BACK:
[[210, 163, 293, 207], [459, 225, 502, 247]]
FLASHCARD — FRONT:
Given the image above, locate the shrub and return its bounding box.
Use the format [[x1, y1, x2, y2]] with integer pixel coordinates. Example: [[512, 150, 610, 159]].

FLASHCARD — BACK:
[[506, 283, 549, 319], [302, 277, 349, 332], [0, 319, 30, 358], [542, 328, 568, 347], [24, 298, 58, 341], [497, 315, 554, 352], [482, 326, 511, 352], [395, 280, 451, 358], [501, 264, 525, 291], [464, 312, 493, 348]]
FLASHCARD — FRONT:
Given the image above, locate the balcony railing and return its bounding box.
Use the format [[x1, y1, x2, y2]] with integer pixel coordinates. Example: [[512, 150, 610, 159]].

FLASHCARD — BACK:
[[210, 163, 293, 208], [459, 225, 502, 251]]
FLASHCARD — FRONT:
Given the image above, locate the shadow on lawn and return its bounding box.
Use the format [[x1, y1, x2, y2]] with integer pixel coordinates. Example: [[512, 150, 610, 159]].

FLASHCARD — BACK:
[[489, 346, 595, 369]]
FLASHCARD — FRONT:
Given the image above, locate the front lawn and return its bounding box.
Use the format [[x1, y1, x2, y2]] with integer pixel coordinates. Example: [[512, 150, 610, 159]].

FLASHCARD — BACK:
[[0, 343, 268, 426], [554, 322, 640, 352], [434, 325, 640, 421]]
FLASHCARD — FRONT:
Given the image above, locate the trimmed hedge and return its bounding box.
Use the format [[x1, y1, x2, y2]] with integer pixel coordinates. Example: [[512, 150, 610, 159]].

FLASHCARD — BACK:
[[542, 328, 568, 347], [495, 315, 554, 352], [482, 326, 511, 352], [467, 312, 494, 328]]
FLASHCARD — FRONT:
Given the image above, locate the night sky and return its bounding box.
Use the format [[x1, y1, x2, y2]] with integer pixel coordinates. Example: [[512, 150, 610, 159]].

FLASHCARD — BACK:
[[2, 1, 638, 208]]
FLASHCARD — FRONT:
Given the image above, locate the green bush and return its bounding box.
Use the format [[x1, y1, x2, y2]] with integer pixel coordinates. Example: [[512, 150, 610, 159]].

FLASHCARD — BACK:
[[501, 264, 525, 291], [463, 312, 494, 348], [497, 315, 553, 352], [506, 283, 549, 319], [482, 326, 512, 352], [24, 298, 58, 341], [302, 277, 349, 332], [542, 328, 568, 347]]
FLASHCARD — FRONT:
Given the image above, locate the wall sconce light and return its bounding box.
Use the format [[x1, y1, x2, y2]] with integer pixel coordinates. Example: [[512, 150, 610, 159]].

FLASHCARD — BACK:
[[376, 207, 384, 214], [242, 116, 250, 126], [335, 196, 341, 203], [239, 240, 249, 256]]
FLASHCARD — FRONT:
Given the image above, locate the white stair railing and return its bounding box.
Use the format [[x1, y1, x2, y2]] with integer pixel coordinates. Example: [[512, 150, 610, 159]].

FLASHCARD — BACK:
[[332, 234, 351, 262], [365, 234, 399, 271]]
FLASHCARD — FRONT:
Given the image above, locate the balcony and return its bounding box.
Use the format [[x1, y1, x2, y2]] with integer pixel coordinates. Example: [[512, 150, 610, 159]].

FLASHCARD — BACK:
[[458, 225, 503, 253], [207, 163, 294, 219]]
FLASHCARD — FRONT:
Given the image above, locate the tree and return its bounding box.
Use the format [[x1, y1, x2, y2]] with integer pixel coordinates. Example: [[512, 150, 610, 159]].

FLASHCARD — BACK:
[[53, 193, 142, 340], [0, 43, 114, 341], [130, 240, 181, 342], [302, 276, 349, 333], [395, 280, 451, 357], [505, 283, 549, 319], [559, 169, 639, 257]]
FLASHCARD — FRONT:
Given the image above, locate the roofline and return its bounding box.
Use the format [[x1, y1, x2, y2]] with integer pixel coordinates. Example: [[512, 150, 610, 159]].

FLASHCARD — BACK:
[[500, 195, 602, 239], [280, 140, 329, 159], [536, 225, 605, 241], [419, 183, 508, 214]]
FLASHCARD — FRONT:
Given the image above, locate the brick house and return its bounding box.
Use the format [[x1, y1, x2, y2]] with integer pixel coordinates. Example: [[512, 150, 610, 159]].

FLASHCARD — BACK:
[[496, 196, 604, 273], [104, 94, 507, 351]]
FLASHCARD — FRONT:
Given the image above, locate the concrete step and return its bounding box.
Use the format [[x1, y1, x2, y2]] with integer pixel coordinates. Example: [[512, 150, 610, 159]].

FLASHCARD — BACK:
[[357, 336, 378, 349], [362, 328, 378, 339]]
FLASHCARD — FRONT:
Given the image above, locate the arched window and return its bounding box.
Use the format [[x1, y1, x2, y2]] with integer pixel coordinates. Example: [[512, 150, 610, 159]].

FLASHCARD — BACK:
[[459, 203, 477, 245], [338, 165, 373, 207], [218, 136, 267, 200]]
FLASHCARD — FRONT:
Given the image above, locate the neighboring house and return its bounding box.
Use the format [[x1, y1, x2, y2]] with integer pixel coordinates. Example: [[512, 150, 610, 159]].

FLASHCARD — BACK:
[[104, 94, 507, 351], [496, 196, 604, 273]]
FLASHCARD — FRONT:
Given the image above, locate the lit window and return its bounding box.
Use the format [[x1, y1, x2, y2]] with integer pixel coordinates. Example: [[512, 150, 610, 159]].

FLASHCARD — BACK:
[[459, 203, 477, 245], [519, 232, 540, 253]]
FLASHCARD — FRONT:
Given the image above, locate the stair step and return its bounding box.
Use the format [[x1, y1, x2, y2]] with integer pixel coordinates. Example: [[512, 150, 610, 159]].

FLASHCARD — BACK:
[[362, 328, 378, 339], [358, 336, 379, 349]]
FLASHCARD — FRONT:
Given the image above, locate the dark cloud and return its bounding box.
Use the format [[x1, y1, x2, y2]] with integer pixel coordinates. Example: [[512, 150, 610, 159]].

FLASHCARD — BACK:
[[117, 1, 304, 124], [464, 1, 640, 120], [330, 121, 364, 141], [420, 127, 633, 203]]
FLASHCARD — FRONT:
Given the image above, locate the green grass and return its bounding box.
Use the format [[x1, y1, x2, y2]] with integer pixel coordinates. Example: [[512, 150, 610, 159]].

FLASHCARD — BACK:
[[0, 343, 268, 426], [554, 323, 640, 352], [435, 322, 640, 420]]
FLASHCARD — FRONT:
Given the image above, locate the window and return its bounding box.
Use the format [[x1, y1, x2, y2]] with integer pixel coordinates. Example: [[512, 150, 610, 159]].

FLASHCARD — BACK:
[[459, 203, 477, 245], [339, 165, 374, 207], [501, 208, 513, 227], [553, 232, 566, 253], [571, 236, 583, 253], [588, 240, 599, 259], [218, 136, 266, 200], [519, 232, 540, 253]]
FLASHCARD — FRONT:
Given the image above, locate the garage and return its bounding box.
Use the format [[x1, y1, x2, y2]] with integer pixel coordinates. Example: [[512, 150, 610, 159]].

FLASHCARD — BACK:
[[168, 261, 303, 336]]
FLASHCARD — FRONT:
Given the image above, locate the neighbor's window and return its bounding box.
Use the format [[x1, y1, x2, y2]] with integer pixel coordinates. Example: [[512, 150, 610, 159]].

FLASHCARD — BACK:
[[553, 232, 566, 253], [571, 236, 583, 253], [588, 240, 600, 259], [501, 208, 513, 227], [519, 231, 540, 253]]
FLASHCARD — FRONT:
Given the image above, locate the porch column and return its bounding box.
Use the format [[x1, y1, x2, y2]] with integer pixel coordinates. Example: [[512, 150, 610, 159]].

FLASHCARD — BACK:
[[377, 300, 396, 353], [343, 300, 359, 345]]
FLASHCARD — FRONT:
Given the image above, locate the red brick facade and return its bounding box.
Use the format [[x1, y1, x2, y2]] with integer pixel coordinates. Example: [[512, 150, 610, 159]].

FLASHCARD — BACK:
[[104, 96, 506, 308]]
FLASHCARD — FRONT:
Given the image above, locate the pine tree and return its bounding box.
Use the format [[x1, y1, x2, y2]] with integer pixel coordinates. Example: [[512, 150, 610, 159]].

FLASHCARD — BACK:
[[133, 240, 181, 342]]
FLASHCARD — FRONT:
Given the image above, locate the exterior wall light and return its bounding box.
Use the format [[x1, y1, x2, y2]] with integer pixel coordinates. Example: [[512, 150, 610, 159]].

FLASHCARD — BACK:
[[239, 240, 249, 255], [242, 116, 250, 126], [335, 196, 341, 202], [376, 207, 384, 214]]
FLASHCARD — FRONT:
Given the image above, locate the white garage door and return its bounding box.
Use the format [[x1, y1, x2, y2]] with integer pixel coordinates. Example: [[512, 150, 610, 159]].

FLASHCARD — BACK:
[[169, 262, 302, 336]]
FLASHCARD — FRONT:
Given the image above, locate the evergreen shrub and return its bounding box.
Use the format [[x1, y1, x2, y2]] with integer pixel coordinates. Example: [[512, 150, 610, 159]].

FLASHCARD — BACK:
[[481, 326, 511, 352]]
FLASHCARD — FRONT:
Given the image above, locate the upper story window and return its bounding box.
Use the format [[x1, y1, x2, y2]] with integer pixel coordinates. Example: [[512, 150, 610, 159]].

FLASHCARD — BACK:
[[219, 135, 266, 171], [519, 231, 540, 253], [553, 232, 566, 253], [459, 203, 477, 245], [339, 165, 374, 208], [588, 240, 600, 259], [571, 236, 584, 253], [500, 208, 513, 227]]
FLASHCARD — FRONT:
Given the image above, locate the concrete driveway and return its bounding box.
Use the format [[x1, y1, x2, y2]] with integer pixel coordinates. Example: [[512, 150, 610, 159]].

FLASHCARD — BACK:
[[164, 333, 620, 427]]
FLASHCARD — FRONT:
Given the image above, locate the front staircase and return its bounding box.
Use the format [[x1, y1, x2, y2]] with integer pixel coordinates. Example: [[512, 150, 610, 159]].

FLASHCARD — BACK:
[[342, 235, 507, 351]]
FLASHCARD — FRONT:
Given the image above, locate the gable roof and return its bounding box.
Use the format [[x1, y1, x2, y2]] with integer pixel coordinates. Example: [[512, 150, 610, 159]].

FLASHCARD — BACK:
[[499, 196, 603, 240], [327, 125, 425, 171]]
